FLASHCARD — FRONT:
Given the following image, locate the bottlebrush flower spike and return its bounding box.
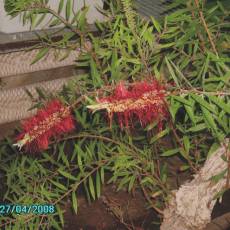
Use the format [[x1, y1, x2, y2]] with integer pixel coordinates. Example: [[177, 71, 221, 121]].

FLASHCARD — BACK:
[[14, 99, 75, 152], [87, 80, 168, 129]]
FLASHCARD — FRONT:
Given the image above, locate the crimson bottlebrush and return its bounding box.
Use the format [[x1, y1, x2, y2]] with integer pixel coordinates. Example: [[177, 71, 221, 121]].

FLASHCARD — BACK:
[[14, 99, 75, 152], [87, 80, 168, 129]]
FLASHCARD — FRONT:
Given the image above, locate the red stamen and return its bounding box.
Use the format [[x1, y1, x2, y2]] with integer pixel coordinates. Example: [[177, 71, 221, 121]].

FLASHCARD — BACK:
[[15, 99, 75, 152], [91, 80, 168, 129]]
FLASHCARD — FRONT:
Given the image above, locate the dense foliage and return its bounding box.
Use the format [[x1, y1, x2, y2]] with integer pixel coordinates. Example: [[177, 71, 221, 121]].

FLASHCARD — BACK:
[[0, 0, 229, 229]]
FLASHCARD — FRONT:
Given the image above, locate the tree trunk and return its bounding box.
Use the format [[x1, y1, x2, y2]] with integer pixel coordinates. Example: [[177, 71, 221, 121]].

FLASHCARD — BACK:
[[161, 140, 229, 230]]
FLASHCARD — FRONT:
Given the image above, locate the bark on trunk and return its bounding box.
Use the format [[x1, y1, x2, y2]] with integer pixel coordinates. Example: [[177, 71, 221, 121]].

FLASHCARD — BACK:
[[161, 140, 229, 230]]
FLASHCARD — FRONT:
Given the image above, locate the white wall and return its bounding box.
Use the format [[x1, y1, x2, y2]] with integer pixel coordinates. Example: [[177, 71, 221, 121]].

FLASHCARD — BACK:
[[0, 0, 104, 33]]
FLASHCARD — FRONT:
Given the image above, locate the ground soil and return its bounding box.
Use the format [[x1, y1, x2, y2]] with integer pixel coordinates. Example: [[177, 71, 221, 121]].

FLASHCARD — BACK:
[[62, 184, 230, 230], [63, 185, 160, 230]]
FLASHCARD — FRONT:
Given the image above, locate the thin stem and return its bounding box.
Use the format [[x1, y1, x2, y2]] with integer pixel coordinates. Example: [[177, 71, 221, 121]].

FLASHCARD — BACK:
[[54, 161, 107, 205], [164, 100, 198, 173], [169, 120, 198, 174], [193, 0, 218, 56], [27, 5, 101, 68], [138, 176, 164, 215]]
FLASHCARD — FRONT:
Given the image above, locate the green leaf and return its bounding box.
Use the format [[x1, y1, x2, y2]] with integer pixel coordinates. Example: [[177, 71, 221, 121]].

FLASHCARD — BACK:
[[31, 48, 49, 64], [183, 136, 190, 154], [50, 218, 62, 230], [89, 176, 96, 200], [169, 98, 181, 122], [201, 107, 218, 133], [165, 56, 180, 87], [185, 105, 196, 125], [161, 148, 180, 157], [72, 192, 78, 214], [50, 18, 62, 27], [58, 169, 77, 181], [58, 0, 64, 14], [125, 58, 141, 64], [35, 14, 46, 28], [160, 163, 167, 183], [90, 58, 102, 87], [169, 59, 193, 87], [207, 142, 220, 158], [172, 96, 193, 106], [50, 180, 67, 191], [35, 87, 46, 99], [150, 16, 161, 33], [128, 175, 136, 192], [150, 127, 170, 144], [66, 0, 72, 21], [77, 151, 83, 172], [117, 175, 131, 191], [191, 94, 216, 114], [100, 167, 104, 184], [96, 171, 101, 198], [210, 169, 227, 183], [56, 205, 64, 227], [179, 147, 188, 159], [179, 165, 190, 171], [209, 95, 230, 114], [61, 152, 69, 168], [158, 42, 175, 49], [187, 123, 207, 132]]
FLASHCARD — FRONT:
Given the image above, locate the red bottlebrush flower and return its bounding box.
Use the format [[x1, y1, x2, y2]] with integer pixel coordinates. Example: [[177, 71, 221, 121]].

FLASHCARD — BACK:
[[14, 99, 75, 152], [87, 80, 168, 129]]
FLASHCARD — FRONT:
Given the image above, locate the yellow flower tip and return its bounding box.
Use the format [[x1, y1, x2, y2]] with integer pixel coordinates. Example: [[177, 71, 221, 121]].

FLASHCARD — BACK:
[[13, 134, 31, 150]]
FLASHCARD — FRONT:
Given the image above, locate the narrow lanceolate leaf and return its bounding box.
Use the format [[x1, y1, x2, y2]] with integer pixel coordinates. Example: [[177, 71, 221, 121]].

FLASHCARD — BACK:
[[172, 96, 193, 106], [165, 56, 180, 87], [191, 94, 217, 114], [66, 0, 72, 21], [150, 127, 170, 144], [150, 16, 161, 33], [209, 95, 230, 114], [50, 18, 62, 27], [185, 105, 196, 124], [56, 205, 64, 227], [201, 107, 218, 133], [35, 14, 46, 28], [50, 180, 67, 191], [161, 148, 180, 157], [169, 59, 193, 88], [89, 176, 96, 200], [31, 48, 49, 64], [128, 175, 135, 192], [96, 171, 101, 198], [72, 192, 78, 214], [77, 152, 83, 172], [100, 167, 104, 184], [58, 169, 77, 181], [183, 136, 190, 154], [90, 58, 102, 86], [210, 169, 227, 183], [61, 153, 69, 168], [50, 219, 62, 230], [187, 123, 207, 132], [179, 165, 190, 171], [58, 0, 64, 14], [207, 142, 220, 158]]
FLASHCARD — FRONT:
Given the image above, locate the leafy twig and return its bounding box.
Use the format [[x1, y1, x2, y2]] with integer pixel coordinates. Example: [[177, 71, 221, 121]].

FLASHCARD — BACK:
[[193, 0, 218, 56]]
